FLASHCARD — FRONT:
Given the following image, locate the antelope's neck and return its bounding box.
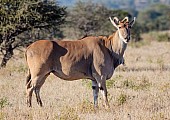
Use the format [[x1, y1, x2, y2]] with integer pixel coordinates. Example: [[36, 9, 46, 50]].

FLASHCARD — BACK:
[[105, 32, 127, 58]]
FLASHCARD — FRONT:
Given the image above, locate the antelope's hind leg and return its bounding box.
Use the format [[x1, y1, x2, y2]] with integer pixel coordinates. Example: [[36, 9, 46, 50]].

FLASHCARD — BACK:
[[34, 74, 49, 107], [26, 74, 49, 107], [26, 79, 34, 107]]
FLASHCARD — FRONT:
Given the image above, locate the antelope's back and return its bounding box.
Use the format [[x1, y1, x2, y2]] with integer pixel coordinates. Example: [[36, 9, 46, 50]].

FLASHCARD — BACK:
[[25, 37, 103, 79]]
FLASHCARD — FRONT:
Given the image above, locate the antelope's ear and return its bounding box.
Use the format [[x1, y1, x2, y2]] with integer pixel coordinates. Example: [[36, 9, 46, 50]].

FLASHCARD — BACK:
[[129, 17, 136, 27], [109, 17, 119, 29]]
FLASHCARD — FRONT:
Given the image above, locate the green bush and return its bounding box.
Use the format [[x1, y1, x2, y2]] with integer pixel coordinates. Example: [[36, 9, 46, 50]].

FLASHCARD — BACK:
[[157, 33, 170, 42]]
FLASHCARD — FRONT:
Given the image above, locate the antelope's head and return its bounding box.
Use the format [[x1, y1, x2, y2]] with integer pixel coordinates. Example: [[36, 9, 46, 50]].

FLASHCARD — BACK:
[[109, 16, 136, 43]]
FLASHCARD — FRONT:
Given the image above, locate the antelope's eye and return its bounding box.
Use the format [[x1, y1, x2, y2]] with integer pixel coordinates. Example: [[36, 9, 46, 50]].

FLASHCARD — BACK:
[[119, 26, 121, 29]]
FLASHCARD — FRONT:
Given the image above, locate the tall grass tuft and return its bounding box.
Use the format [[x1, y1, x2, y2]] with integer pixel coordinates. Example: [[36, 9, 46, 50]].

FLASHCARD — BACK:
[[76, 100, 95, 114], [117, 93, 127, 106]]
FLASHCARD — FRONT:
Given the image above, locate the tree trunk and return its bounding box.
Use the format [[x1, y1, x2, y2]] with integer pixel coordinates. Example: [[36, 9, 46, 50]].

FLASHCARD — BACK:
[[0, 45, 13, 68]]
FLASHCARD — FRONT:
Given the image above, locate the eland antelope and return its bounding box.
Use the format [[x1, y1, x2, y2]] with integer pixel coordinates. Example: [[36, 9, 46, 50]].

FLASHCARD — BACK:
[[25, 16, 135, 108]]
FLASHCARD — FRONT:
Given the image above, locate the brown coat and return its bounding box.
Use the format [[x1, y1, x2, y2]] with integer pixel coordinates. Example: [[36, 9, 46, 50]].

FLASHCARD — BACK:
[[26, 35, 124, 80]]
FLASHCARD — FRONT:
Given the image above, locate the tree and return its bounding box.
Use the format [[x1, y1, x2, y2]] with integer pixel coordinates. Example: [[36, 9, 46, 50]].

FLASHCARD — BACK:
[[64, 1, 131, 39], [0, 0, 66, 67]]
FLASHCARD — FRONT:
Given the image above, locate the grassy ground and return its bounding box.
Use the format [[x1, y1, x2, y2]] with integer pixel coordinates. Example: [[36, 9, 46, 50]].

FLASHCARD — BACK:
[[0, 35, 170, 120]]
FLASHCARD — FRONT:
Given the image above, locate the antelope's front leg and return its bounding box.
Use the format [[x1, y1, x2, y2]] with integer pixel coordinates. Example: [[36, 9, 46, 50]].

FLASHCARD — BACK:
[[92, 80, 99, 108], [100, 76, 110, 108]]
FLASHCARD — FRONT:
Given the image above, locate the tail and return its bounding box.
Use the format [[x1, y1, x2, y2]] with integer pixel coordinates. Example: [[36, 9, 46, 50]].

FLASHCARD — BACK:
[[25, 47, 31, 86], [26, 69, 31, 85]]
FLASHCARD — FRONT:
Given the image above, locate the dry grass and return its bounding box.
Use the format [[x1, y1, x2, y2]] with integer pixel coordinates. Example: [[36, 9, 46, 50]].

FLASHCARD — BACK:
[[0, 35, 170, 120]]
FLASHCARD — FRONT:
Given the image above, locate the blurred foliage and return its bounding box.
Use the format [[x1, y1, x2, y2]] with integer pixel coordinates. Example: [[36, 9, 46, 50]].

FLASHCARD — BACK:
[[62, 1, 140, 42], [60, 0, 170, 10], [0, 0, 66, 67], [138, 4, 170, 32]]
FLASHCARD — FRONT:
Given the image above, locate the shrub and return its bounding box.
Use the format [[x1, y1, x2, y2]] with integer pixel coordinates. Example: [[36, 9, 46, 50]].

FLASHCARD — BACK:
[[0, 97, 10, 109], [157, 33, 170, 42], [56, 106, 80, 120], [106, 79, 116, 89], [117, 93, 127, 106], [76, 100, 95, 114]]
